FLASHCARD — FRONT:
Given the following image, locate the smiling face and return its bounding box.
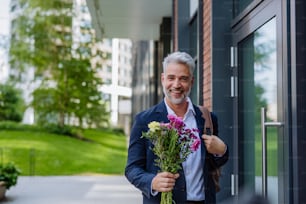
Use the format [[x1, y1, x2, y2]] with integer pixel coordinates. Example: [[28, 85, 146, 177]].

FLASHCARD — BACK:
[[161, 62, 194, 106]]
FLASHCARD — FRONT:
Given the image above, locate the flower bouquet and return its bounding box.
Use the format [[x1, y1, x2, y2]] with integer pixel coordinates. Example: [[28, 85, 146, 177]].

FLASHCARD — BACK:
[[142, 114, 201, 204]]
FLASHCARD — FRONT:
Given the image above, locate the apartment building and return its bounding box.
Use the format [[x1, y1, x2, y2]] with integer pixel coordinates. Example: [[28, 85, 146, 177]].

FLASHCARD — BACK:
[[75, 0, 133, 131], [98, 38, 133, 133]]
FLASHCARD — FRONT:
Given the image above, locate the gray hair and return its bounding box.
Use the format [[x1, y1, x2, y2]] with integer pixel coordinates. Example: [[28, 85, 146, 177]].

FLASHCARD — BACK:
[[162, 51, 195, 76]]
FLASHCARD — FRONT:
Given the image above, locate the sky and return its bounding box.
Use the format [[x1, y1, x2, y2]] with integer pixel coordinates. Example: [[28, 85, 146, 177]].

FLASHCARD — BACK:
[[0, 0, 10, 35], [0, 0, 10, 81]]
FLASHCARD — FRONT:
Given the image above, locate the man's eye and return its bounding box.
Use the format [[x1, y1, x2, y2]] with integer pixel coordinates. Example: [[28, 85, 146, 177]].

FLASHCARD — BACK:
[[180, 77, 189, 81]]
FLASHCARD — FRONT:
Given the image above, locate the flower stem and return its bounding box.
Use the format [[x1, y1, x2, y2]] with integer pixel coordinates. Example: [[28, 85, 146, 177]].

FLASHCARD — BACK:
[[161, 191, 173, 204]]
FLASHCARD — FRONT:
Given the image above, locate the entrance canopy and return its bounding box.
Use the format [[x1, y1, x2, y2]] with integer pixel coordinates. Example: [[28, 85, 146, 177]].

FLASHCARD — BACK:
[[86, 0, 172, 40]]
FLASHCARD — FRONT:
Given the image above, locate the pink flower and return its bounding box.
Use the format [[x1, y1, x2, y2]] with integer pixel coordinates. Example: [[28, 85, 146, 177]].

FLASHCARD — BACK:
[[167, 114, 184, 130], [191, 139, 201, 151]]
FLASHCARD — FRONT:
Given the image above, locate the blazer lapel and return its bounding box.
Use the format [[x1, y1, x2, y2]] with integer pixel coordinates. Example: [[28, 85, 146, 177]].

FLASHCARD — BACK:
[[194, 105, 205, 135], [155, 100, 169, 122]]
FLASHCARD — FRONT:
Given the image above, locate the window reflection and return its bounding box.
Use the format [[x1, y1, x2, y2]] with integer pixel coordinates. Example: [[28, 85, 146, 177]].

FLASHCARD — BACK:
[[238, 18, 277, 203], [254, 20, 277, 121]]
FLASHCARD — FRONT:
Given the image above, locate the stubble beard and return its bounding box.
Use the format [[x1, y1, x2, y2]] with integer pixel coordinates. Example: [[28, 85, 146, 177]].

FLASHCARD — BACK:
[[163, 86, 191, 105]]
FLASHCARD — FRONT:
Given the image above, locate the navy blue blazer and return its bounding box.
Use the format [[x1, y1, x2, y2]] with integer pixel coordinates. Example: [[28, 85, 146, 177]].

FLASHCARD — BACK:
[[125, 100, 229, 204]]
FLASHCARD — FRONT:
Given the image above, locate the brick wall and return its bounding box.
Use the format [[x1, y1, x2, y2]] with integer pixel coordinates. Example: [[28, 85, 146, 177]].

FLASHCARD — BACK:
[[202, 0, 212, 110]]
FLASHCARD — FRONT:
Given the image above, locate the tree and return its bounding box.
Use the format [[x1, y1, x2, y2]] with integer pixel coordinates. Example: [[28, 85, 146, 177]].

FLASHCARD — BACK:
[[9, 0, 109, 128], [0, 83, 25, 122]]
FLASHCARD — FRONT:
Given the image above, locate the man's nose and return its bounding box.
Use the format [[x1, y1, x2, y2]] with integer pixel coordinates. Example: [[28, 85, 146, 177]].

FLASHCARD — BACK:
[[173, 78, 181, 87]]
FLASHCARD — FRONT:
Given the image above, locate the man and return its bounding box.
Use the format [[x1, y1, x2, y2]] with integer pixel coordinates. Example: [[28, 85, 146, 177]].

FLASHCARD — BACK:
[[125, 51, 229, 204]]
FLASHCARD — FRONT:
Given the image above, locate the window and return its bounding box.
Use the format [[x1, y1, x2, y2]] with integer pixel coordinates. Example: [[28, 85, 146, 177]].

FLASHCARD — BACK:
[[189, 14, 198, 58], [188, 5, 199, 103]]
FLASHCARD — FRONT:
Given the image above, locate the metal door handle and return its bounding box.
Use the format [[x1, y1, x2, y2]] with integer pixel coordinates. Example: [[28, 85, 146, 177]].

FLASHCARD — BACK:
[[261, 107, 283, 198]]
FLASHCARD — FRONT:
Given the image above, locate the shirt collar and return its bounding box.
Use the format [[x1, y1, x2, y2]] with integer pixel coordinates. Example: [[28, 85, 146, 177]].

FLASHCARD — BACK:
[[164, 97, 196, 117]]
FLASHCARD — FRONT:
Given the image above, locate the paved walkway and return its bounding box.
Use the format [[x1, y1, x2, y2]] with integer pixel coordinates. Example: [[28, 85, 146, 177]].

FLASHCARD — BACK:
[[2, 176, 142, 204]]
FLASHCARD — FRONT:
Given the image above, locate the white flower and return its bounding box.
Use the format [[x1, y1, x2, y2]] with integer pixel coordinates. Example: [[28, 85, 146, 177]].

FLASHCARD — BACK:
[[148, 121, 160, 133]]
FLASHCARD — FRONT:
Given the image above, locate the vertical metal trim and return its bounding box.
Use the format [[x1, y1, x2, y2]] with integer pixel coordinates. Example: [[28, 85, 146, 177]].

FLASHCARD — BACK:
[[231, 174, 238, 196], [230, 46, 234, 67], [231, 76, 235, 97], [230, 46, 237, 68], [235, 76, 238, 97], [261, 107, 268, 198], [231, 76, 238, 97], [231, 174, 235, 195]]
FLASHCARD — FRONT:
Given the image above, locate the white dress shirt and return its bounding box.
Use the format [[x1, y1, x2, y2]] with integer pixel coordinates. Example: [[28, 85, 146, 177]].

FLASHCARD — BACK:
[[165, 97, 205, 201]]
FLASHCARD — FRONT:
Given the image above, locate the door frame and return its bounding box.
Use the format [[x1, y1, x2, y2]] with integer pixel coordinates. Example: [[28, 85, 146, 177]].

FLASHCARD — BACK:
[[230, 0, 291, 203]]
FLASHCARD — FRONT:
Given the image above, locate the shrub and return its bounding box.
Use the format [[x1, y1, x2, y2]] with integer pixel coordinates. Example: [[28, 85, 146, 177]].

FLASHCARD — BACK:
[[0, 163, 21, 190], [0, 84, 25, 122], [43, 124, 84, 138], [0, 121, 42, 131]]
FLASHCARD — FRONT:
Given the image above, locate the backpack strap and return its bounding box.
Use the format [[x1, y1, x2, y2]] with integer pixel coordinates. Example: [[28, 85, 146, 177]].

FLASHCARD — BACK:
[[198, 105, 221, 192], [198, 106, 214, 135]]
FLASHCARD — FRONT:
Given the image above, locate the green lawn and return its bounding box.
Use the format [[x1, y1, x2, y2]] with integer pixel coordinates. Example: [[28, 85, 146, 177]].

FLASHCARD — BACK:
[[255, 126, 278, 176], [0, 124, 279, 177], [0, 128, 128, 176]]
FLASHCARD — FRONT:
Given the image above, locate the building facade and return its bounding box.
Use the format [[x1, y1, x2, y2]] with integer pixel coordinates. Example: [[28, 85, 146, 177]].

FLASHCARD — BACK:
[[98, 38, 133, 134], [87, 0, 306, 203]]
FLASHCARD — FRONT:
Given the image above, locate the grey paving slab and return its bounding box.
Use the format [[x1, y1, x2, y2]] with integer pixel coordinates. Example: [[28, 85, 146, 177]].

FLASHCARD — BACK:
[[1, 176, 142, 204]]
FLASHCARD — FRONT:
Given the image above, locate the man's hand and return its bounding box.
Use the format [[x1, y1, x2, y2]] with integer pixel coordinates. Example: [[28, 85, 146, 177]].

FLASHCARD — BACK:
[[202, 134, 226, 155], [152, 172, 179, 192]]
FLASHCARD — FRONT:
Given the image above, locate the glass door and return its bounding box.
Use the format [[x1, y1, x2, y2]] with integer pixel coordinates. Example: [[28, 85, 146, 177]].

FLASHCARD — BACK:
[[233, 17, 285, 204]]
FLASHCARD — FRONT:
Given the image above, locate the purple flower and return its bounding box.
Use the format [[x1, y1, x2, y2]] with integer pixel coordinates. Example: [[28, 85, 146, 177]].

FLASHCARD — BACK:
[[190, 133, 197, 140]]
